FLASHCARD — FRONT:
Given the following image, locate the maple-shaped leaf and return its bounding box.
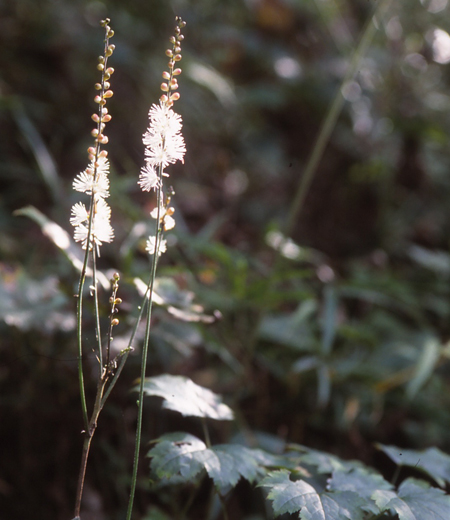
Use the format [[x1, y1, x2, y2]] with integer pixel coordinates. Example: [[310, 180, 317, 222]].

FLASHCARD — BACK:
[[328, 467, 393, 515], [377, 443, 450, 488], [372, 478, 450, 520], [140, 374, 234, 420], [148, 432, 266, 494], [258, 469, 366, 520]]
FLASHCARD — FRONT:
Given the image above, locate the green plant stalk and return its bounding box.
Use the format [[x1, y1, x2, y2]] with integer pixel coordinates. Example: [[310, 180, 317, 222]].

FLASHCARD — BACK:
[[74, 21, 114, 433], [285, 0, 392, 237], [74, 375, 106, 518], [126, 168, 163, 520], [92, 247, 103, 371]]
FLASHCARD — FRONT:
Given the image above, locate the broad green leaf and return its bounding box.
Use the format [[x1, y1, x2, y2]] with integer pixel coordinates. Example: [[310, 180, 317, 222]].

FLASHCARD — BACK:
[[148, 432, 266, 494], [328, 467, 393, 514], [141, 374, 234, 420], [377, 444, 450, 487], [258, 469, 366, 520], [14, 206, 110, 289], [372, 478, 450, 520], [289, 445, 359, 474], [134, 277, 216, 323]]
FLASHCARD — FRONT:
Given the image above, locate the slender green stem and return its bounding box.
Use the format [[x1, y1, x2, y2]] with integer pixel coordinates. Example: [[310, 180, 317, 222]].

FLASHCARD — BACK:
[[100, 289, 150, 409], [74, 376, 106, 518], [76, 264, 89, 431], [126, 170, 163, 520], [92, 246, 103, 372], [285, 0, 392, 238], [201, 418, 212, 448]]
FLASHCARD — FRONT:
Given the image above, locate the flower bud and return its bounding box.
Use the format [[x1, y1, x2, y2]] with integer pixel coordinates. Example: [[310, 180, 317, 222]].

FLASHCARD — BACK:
[[169, 92, 180, 101], [91, 113, 100, 122], [175, 46, 181, 53], [165, 49, 173, 57], [94, 83, 102, 90], [170, 36, 176, 44], [101, 114, 112, 122], [107, 29, 114, 38], [104, 81, 110, 89], [162, 71, 170, 80], [91, 128, 99, 137], [160, 94, 169, 104], [111, 318, 119, 326], [103, 90, 114, 98], [97, 63, 104, 71], [99, 150, 108, 158], [174, 54, 182, 62], [173, 68, 182, 75], [94, 95, 102, 103], [106, 67, 115, 75], [160, 82, 169, 92]]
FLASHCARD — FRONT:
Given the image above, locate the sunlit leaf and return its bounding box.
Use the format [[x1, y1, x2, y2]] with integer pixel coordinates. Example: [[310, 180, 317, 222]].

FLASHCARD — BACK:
[[148, 432, 266, 494], [14, 206, 109, 289], [372, 478, 450, 520], [328, 467, 393, 514], [141, 374, 234, 420], [134, 276, 216, 323], [258, 469, 367, 519], [377, 444, 450, 487]]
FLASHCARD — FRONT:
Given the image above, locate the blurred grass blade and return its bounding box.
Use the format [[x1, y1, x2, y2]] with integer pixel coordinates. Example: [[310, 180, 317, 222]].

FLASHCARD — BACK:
[[406, 336, 440, 399], [12, 103, 62, 202], [14, 206, 110, 289], [321, 285, 337, 356]]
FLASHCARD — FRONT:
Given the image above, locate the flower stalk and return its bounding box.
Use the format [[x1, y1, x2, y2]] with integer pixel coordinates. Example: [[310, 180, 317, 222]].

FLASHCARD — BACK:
[[126, 16, 186, 520]]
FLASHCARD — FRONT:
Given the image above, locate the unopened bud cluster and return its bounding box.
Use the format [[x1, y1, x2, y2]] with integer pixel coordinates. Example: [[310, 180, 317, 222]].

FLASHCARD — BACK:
[[109, 272, 122, 332], [139, 17, 187, 259], [159, 17, 186, 107], [70, 19, 115, 254]]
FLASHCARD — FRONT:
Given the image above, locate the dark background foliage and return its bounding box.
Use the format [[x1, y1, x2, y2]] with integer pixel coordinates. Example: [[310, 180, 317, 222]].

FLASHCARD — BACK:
[[2, 0, 450, 518]]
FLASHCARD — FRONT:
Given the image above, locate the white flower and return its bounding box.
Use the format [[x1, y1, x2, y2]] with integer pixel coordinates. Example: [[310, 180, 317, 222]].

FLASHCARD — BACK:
[[73, 156, 110, 199], [150, 204, 176, 231], [140, 102, 186, 176], [138, 164, 160, 191], [147, 103, 183, 137], [145, 235, 167, 257], [70, 198, 114, 253]]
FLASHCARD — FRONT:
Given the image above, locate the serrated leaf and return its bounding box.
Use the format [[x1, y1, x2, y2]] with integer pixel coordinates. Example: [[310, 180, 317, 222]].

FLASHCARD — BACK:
[[148, 432, 266, 494], [377, 444, 450, 487], [290, 445, 358, 474], [258, 469, 366, 520], [328, 467, 393, 514], [141, 375, 234, 420], [372, 478, 450, 520]]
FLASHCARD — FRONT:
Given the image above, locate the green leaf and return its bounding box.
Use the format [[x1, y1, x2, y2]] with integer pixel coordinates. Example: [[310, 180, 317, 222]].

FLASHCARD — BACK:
[[377, 444, 450, 487], [258, 469, 367, 520], [148, 432, 266, 494], [289, 445, 359, 474], [141, 374, 234, 420], [14, 206, 110, 289], [328, 467, 393, 514], [372, 478, 450, 520]]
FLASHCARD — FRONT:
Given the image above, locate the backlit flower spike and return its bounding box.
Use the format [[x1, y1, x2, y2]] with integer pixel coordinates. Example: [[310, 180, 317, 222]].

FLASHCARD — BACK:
[[72, 198, 114, 255], [138, 16, 186, 258], [70, 19, 115, 252]]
